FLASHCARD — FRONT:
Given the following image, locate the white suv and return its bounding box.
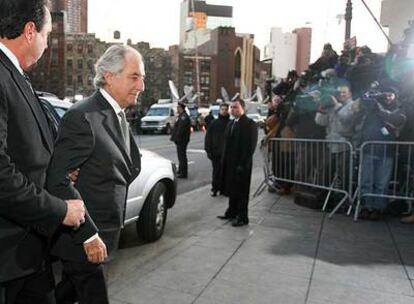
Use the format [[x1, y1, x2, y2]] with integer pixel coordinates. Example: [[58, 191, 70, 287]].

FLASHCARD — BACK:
[[38, 93, 177, 242]]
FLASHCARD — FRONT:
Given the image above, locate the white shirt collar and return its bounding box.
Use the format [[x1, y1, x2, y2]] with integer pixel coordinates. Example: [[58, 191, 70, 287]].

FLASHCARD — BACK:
[[0, 42, 23, 75], [99, 88, 124, 117]]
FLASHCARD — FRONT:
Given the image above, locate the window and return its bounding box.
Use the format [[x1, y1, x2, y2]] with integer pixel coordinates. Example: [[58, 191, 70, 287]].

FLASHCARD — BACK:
[[77, 59, 83, 69], [67, 75, 72, 86], [67, 59, 73, 68], [87, 60, 94, 70], [77, 75, 83, 85], [67, 44, 73, 52], [87, 44, 93, 54], [77, 44, 83, 54]]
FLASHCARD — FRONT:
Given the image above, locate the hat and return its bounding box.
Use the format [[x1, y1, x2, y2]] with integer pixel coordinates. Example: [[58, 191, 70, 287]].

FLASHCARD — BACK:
[[382, 86, 399, 98]]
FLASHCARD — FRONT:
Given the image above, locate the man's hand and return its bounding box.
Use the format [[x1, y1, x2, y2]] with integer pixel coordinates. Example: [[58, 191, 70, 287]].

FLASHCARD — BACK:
[[68, 168, 80, 184], [83, 236, 108, 264], [62, 200, 85, 227]]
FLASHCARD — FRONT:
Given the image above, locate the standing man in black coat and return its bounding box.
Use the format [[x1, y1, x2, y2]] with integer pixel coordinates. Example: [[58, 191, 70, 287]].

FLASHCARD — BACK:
[[171, 102, 191, 178], [0, 1, 86, 303], [204, 103, 230, 196], [47, 45, 143, 304], [218, 99, 258, 227]]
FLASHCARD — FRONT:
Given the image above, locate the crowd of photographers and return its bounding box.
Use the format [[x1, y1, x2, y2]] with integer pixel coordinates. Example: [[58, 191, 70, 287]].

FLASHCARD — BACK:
[[263, 27, 414, 222]]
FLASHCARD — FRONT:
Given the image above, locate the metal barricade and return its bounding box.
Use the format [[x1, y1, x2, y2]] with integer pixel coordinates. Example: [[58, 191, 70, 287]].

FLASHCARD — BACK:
[[354, 141, 414, 221], [255, 138, 354, 218]]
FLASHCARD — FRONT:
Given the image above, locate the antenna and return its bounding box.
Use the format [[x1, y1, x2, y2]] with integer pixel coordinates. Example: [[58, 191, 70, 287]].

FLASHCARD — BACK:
[[221, 87, 230, 102], [180, 85, 195, 103], [231, 92, 240, 101], [168, 80, 180, 102]]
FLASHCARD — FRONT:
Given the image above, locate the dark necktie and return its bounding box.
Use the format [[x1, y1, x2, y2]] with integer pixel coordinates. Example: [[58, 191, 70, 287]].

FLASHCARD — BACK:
[[118, 111, 130, 154], [23, 72, 34, 93], [231, 120, 237, 135]]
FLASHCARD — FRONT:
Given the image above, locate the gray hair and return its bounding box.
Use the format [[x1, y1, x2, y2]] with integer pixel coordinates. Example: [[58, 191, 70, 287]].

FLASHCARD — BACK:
[[93, 45, 142, 89]]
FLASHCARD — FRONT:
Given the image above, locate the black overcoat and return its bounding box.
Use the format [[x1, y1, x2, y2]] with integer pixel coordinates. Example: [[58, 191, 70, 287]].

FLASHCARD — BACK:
[[221, 115, 258, 198]]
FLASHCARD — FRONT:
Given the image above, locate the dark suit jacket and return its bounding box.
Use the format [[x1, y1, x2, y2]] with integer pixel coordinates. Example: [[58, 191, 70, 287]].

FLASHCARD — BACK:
[[170, 112, 191, 145], [204, 115, 230, 159], [0, 50, 67, 282], [221, 115, 258, 198], [47, 91, 141, 262]]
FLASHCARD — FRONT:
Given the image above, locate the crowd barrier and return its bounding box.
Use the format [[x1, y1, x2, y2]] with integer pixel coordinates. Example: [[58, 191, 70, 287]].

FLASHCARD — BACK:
[[354, 141, 414, 220], [255, 138, 414, 221]]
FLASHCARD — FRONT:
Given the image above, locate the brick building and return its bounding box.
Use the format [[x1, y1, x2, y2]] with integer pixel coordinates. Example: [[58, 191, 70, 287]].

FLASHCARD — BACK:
[[30, 12, 107, 99], [50, 0, 88, 33]]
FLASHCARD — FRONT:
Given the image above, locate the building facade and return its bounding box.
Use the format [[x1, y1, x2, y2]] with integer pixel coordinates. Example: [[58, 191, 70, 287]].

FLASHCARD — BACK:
[[180, 0, 233, 49], [265, 28, 297, 79], [51, 0, 88, 33], [293, 27, 312, 74], [381, 0, 414, 45], [130, 42, 175, 109], [178, 27, 264, 105], [29, 12, 107, 99]]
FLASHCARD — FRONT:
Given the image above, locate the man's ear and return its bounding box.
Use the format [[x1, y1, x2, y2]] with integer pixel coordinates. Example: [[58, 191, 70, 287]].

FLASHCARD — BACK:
[[23, 22, 36, 43], [104, 71, 113, 87]]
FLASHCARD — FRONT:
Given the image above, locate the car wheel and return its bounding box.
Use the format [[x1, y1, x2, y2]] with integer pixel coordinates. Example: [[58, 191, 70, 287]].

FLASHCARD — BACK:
[[165, 124, 172, 135], [137, 182, 167, 242]]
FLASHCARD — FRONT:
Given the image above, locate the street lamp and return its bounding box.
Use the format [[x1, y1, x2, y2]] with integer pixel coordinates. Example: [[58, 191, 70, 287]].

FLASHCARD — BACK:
[[345, 0, 352, 41]]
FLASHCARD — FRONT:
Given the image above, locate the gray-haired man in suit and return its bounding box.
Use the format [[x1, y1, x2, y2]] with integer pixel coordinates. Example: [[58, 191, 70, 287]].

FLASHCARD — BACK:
[[47, 45, 143, 304]]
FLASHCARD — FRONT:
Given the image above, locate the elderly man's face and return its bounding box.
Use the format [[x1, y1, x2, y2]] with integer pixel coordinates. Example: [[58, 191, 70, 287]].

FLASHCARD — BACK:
[[107, 51, 145, 109]]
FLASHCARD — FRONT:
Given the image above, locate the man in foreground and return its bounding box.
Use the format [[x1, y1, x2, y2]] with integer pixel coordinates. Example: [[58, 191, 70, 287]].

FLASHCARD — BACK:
[[0, 1, 85, 303], [47, 45, 143, 303]]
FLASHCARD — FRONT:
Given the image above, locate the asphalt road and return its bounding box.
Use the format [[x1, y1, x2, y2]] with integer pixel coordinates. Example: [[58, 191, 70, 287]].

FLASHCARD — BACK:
[[133, 129, 264, 195]]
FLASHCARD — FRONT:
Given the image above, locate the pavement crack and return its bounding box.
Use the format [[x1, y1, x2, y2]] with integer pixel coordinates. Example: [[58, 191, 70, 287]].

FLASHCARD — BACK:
[[304, 212, 327, 304], [190, 228, 257, 304], [385, 220, 414, 293]]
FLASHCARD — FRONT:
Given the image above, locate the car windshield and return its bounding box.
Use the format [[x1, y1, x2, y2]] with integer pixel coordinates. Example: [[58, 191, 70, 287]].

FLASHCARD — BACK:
[[146, 108, 170, 116]]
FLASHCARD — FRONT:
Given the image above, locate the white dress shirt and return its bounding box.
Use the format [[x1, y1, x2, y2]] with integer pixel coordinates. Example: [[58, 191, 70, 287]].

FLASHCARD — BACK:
[[100, 88, 125, 123], [0, 42, 23, 75]]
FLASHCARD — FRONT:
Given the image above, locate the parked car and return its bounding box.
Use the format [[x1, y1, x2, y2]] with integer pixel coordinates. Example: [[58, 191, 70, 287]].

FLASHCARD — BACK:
[[38, 93, 177, 242], [187, 103, 202, 131], [141, 100, 177, 135]]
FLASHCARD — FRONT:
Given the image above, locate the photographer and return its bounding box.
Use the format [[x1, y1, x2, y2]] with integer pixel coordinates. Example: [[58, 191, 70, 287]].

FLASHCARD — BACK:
[[339, 87, 407, 220], [315, 84, 354, 190]]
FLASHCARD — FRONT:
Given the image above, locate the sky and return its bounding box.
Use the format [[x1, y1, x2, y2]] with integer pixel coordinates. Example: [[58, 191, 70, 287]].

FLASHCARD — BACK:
[[88, 0, 389, 61]]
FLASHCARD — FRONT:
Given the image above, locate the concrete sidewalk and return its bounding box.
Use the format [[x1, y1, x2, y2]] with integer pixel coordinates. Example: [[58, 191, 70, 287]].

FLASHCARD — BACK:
[[107, 169, 414, 304]]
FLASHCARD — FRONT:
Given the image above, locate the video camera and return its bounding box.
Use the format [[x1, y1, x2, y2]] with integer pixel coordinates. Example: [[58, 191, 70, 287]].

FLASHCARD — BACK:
[[292, 76, 339, 113]]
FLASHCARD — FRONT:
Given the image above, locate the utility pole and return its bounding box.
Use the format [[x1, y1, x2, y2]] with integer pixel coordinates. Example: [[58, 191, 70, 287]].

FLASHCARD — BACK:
[[345, 0, 353, 41]]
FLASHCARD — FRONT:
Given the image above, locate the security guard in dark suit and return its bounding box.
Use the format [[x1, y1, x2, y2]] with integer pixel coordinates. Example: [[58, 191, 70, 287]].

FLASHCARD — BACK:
[[171, 102, 191, 178]]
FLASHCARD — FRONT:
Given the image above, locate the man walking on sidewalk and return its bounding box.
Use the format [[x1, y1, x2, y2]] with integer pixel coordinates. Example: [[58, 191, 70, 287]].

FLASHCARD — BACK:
[[218, 98, 258, 226]]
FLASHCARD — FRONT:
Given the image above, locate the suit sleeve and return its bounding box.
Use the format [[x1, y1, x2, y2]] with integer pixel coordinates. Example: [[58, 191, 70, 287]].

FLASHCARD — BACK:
[[237, 120, 258, 171], [47, 108, 98, 243], [204, 123, 212, 157], [0, 83, 67, 236]]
